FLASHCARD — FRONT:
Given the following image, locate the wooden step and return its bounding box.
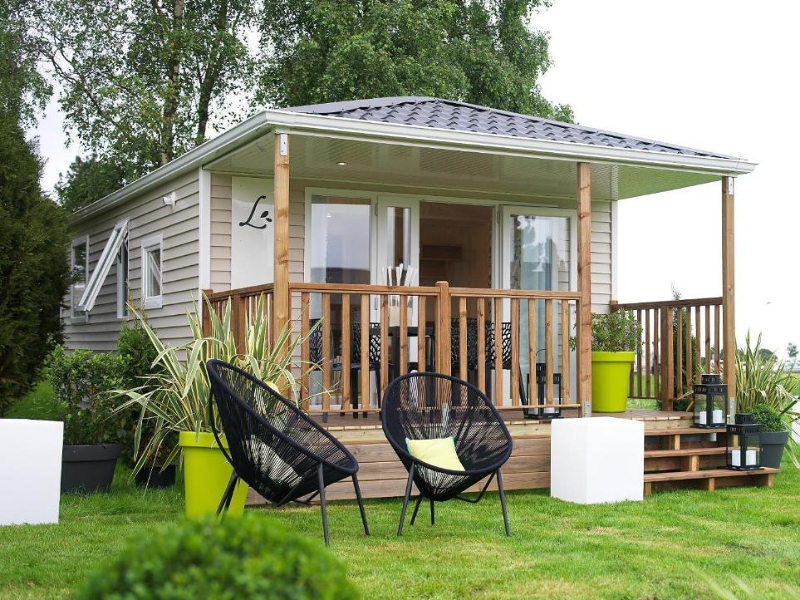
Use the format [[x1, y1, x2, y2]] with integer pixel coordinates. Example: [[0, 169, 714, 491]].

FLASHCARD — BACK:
[[645, 427, 726, 436], [644, 447, 727, 459], [644, 467, 778, 496]]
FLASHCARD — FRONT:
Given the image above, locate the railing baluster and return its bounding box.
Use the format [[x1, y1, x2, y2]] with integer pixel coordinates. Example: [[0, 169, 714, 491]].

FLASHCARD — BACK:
[[459, 296, 468, 381], [545, 299, 554, 405], [361, 294, 369, 416], [510, 298, 520, 407], [494, 297, 503, 406], [714, 304, 721, 373], [341, 294, 351, 414], [705, 304, 711, 374], [321, 293, 332, 419], [528, 298, 537, 408], [417, 296, 426, 373], [399, 291, 408, 377], [636, 309, 643, 397], [380, 295, 389, 398], [645, 308, 651, 398], [300, 292, 310, 411], [694, 305, 701, 381], [684, 306, 692, 393], [664, 307, 674, 411], [560, 299, 570, 405], [676, 308, 683, 398], [477, 297, 486, 394], [653, 308, 660, 400]]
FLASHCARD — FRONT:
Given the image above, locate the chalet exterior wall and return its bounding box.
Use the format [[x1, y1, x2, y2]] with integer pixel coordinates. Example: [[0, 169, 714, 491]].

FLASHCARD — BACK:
[[64, 171, 200, 351]]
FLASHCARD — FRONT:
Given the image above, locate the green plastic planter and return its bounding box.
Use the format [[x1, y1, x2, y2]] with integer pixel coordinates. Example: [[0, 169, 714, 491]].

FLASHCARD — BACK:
[[179, 432, 248, 518], [591, 351, 635, 413]]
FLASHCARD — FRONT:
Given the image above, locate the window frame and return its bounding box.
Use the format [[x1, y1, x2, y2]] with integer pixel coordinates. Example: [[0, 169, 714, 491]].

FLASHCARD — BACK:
[[141, 234, 164, 310], [70, 236, 90, 323]]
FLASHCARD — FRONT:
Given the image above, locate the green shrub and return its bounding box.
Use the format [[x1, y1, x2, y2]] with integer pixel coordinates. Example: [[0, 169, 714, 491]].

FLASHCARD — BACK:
[[48, 346, 124, 445], [116, 319, 159, 389], [751, 404, 786, 433], [74, 515, 360, 600], [591, 311, 640, 352]]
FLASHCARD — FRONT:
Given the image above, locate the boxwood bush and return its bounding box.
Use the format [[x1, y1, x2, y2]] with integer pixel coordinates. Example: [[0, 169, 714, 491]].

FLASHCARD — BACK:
[[74, 514, 360, 600]]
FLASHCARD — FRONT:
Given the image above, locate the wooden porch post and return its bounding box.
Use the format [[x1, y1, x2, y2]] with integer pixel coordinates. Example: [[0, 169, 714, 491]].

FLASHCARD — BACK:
[[577, 162, 592, 415], [274, 133, 290, 336], [722, 176, 736, 416]]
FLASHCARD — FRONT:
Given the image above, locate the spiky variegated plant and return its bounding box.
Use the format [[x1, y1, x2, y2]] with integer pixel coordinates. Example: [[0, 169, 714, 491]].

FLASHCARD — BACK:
[[733, 331, 799, 467], [117, 294, 307, 474]]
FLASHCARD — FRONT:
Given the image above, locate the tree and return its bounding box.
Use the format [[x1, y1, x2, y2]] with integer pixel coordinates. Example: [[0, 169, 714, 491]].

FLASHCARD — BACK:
[[55, 156, 128, 213], [757, 348, 776, 363], [0, 6, 71, 414], [258, 0, 573, 120], [35, 0, 258, 178], [787, 343, 797, 361]]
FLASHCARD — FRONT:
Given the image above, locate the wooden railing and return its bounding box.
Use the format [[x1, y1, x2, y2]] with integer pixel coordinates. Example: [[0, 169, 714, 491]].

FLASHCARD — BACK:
[[611, 297, 724, 410], [202, 281, 583, 419], [202, 284, 275, 351]]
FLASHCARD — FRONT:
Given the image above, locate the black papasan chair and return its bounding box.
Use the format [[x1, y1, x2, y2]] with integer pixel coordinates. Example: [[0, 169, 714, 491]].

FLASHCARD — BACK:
[[381, 372, 513, 536], [206, 359, 370, 545]]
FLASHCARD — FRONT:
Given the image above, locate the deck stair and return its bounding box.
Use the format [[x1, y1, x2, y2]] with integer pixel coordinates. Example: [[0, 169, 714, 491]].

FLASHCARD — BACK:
[[642, 422, 778, 495]]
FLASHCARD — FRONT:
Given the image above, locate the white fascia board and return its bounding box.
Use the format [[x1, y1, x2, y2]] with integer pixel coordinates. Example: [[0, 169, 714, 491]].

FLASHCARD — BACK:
[[70, 114, 274, 225], [263, 109, 757, 177]]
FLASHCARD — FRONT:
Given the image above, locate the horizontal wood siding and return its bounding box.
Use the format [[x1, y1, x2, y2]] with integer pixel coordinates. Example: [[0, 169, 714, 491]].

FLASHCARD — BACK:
[[591, 200, 613, 313], [64, 171, 200, 351]]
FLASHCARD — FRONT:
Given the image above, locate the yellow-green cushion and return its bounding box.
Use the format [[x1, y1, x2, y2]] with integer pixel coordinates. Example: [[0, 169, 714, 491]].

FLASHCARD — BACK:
[[405, 437, 465, 471]]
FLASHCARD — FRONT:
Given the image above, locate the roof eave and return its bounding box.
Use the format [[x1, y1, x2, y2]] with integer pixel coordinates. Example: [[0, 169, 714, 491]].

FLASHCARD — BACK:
[[265, 109, 757, 177]]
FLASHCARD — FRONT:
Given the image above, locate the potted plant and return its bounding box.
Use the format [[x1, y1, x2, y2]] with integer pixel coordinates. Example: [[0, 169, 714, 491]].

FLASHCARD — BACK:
[[590, 311, 640, 413], [733, 332, 799, 468], [117, 295, 306, 517], [116, 318, 177, 489], [750, 405, 789, 468], [49, 347, 124, 493]]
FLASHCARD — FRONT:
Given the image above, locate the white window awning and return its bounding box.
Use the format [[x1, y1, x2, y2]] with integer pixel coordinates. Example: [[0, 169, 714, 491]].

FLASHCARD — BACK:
[[78, 220, 128, 312]]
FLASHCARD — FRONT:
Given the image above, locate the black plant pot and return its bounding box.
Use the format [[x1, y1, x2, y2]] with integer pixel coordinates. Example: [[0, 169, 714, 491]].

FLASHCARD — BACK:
[[135, 464, 176, 489], [61, 443, 122, 493], [761, 431, 789, 469]]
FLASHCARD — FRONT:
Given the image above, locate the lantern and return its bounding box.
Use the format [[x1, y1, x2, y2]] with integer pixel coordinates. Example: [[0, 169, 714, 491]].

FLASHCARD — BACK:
[[523, 363, 562, 419], [692, 374, 727, 428], [726, 413, 762, 471]]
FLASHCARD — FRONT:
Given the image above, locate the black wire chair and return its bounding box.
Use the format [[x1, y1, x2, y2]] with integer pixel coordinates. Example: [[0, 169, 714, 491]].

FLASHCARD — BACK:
[[381, 372, 513, 536], [206, 359, 370, 545]]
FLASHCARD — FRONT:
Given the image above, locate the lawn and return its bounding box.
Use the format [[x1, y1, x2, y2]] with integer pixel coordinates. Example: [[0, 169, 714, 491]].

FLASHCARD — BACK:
[[1, 455, 799, 600]]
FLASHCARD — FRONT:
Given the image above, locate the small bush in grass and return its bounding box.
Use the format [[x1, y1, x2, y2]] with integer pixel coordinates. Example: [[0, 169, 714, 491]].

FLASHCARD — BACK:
[[48, 346, 124, 445], [74, 514, 360, 600]]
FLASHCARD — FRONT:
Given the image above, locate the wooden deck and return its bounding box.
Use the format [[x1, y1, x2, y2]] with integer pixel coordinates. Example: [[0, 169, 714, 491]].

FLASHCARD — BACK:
[[247, 409, 695, 505]]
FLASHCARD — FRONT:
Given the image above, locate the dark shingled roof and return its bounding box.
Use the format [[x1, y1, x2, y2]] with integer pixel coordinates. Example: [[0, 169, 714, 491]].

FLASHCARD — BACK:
[[286, 97, 733, 160]]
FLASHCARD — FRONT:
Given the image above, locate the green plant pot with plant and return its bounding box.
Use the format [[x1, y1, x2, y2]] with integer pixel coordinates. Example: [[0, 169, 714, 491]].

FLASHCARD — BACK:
[[590, 311, 640, 413], [49, 347, 125, 493], [733, 332, 799, 469], [117, 294, 306, 517]]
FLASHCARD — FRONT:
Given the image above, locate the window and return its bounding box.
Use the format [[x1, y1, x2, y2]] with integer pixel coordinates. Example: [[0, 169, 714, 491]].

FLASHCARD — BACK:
[[116, 234, 129, 318], [79, 220, 128, 313], [141, 235, 163, 309], [309, 195, 371, 285], [71, 237, 89, 321]]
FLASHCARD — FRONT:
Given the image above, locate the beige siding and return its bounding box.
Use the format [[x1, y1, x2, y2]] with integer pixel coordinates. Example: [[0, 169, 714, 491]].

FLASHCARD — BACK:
[[64, 172, 200, 351], [206, 177, 614, 313]]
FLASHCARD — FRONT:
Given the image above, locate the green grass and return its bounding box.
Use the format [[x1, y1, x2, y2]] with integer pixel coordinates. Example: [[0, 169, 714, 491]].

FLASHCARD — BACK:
[[4, 382, 62, 420], [1, 457, 799, 600]]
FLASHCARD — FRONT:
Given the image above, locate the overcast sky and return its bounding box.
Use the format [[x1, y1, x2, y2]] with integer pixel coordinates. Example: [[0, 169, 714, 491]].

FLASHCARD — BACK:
[[32, 0, 799, 357]]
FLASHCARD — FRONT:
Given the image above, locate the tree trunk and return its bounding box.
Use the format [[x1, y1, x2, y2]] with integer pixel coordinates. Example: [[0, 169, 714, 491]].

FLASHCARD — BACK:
[[161, 0, 186, 165], [195, 0, 229, 145]]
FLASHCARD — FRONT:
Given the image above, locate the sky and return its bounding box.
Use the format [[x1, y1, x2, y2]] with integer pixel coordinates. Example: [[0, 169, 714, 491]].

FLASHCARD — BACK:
[[31, 0, 800, 357]]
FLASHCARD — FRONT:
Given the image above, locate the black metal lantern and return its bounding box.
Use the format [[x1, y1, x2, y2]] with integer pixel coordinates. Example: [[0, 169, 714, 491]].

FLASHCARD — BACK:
[[523, 363, 562, 419], [692, 373, 727, 428], [726, 413, 762, 471]]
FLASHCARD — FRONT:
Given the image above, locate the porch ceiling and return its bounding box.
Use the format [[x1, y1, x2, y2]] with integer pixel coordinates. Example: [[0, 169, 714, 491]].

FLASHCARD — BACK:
[[207, 132, 720, 201]]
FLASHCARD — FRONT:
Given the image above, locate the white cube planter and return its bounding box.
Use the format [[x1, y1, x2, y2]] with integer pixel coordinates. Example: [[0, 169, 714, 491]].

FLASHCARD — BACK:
[[0, 419, 63, 526], [550, 417, 644, 504]]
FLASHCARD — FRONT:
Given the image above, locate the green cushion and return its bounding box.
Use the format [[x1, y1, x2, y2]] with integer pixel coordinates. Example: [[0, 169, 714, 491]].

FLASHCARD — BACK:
[[405, 437, 465, 471]]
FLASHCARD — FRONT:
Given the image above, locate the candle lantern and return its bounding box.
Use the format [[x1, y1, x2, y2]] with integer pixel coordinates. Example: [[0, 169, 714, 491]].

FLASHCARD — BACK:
[[692, 373, 727, 428], [523, 363, 562, 419], [726, 413, 762, 471]]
